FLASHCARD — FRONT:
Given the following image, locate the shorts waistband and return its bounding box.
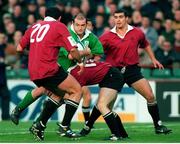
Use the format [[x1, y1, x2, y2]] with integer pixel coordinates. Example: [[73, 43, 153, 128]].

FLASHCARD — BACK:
[[117, 64, 138, 69], [116, 64, 138, 74]]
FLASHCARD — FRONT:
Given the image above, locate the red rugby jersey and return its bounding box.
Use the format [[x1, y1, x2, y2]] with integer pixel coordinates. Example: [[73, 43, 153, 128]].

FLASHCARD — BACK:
[[99, 25, 149, 67], [20, 17, 76, 80], [70, 60, 111, 86]]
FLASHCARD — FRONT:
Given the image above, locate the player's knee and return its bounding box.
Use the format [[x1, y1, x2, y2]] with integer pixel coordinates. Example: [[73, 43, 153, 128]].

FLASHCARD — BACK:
[[71, 85, 82, 100], [146, 93, 155, 103], [97, 103, 102, 112], [32, 87, 44, 98], [97, 102, 106, 113], [83, 94, 91, 103]]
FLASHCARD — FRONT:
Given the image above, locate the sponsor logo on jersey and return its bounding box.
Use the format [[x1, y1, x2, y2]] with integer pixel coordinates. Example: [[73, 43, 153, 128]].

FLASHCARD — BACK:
[[67, 36, 77, 46]]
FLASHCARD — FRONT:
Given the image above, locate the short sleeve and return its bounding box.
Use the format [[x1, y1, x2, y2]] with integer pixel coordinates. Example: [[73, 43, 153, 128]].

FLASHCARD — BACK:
[[139, 30, 149, 49], [89, 34, 104, 55], [58, 24, 77, 52]]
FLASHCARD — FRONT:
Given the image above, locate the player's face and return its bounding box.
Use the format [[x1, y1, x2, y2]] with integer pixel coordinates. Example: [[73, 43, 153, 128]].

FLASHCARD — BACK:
[[113, 13, 128, 29], [73, 19, 87, 36]]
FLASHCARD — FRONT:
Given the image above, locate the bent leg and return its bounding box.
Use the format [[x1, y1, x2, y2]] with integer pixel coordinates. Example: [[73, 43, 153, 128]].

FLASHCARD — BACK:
[[97, 88, 122, 137], [131, 78, 161, 127], [97, 88, 117, 115], [82, 86, 91, 122], [36, 94, 63, 126], [131, 78, 172, 134], [29, 94, 64, 140], [18, 86, 45, 112], [10, 87, 45, 125], [131, 78, 155, 103], [57, 74, 82, 130], [57, 74, 82, 103]]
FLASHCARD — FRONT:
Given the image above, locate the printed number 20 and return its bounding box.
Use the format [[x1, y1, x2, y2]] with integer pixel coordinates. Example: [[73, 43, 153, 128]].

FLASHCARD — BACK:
[[30, 23, 50, 43]]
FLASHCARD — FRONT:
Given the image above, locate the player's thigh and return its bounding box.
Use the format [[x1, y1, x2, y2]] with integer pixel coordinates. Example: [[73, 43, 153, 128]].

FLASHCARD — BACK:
[[33, 67, 69, 97], [131, 78, 154, 99], [99, 67, 124, 92], [58, 74, 81, 94]]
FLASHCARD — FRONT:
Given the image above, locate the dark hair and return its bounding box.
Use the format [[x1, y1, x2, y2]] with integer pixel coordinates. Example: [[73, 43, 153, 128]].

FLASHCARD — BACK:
[[45, 7, 63, 20], [113, 9, 128, 17]]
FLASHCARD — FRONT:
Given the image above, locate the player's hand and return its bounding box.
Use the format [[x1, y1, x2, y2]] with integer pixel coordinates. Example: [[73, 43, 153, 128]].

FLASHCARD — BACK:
[[77, 62, 84, 75], [152, 59, 164, 69], [70, 48, 82, 63], [84, 47, 91, 55], [79, 47, 91, 57], [93, 55, 101, 61]]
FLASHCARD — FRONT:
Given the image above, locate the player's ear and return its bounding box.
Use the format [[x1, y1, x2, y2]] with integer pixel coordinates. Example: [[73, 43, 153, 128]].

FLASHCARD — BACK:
[[58, 16, 61, 21]]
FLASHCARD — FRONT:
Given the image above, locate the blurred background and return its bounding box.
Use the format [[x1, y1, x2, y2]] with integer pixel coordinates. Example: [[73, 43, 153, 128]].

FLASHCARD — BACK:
[[0, 0, 180, 123]]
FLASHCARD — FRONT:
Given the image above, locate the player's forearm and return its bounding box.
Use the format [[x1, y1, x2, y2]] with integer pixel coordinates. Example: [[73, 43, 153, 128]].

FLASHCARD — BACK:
[[144, 45, 156, 61], [16, 44, 23, 52], [16, 44, 30, 56], [79, 49, 93, 59]]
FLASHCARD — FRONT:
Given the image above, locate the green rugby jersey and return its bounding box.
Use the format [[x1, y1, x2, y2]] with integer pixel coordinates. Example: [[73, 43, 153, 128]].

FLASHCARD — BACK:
[[58, 25, 104, 71]]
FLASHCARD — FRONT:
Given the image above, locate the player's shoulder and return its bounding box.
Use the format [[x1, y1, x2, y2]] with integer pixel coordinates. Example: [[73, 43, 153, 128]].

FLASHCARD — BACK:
[[132, 26, 143, 34], [88, 31, 98, 39], [104, 30, 112, 35]]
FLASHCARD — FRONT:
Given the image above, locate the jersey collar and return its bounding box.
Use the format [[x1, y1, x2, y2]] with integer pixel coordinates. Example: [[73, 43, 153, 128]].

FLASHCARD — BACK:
[[44, 16, 56, 21], [70, 24, 91, 41], [110, 24, 134, 38]]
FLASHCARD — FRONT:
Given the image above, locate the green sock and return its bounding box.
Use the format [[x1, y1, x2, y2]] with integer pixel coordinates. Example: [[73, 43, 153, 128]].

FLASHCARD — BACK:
[[17, 90, 36, 111]]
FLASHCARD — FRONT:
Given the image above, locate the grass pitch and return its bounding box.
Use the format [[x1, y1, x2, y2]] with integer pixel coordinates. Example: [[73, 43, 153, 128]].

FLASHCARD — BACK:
[[0, 121, 179, 143]]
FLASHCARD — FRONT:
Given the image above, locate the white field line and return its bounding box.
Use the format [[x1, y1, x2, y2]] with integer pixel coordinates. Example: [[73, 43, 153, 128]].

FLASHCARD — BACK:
[[0, 123, 177, 136]]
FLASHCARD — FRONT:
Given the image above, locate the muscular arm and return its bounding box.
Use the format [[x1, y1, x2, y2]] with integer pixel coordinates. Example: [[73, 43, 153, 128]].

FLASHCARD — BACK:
[[144, 45, 156, 61], [68, 47, 92, 60], [16, 44, 23, 52], [69, 48, 82, 63], [144, 45, 164, 69], [80, 48, 91, 56]]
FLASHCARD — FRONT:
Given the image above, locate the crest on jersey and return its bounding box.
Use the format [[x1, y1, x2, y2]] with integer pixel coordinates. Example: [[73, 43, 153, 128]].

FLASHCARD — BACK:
[[84, 41, 89, 48]]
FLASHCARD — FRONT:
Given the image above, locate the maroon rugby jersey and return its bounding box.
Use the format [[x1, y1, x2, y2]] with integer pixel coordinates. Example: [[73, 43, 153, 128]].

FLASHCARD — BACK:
[[99, 25, 149, 67], [70, 60, 111, 86], [20, 17, 76, 80]]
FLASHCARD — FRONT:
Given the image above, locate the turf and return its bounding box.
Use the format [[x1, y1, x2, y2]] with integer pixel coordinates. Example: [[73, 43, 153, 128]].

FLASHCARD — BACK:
[[0, 121, 179, 143]]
